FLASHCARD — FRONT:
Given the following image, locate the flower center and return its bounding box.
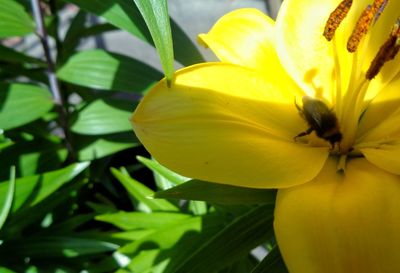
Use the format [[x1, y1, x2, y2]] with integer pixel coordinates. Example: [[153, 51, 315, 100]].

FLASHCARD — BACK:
[[322, 0, 400, 154]]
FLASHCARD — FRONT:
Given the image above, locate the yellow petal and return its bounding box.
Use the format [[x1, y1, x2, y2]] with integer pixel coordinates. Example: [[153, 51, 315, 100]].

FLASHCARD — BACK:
[[357, 75, 400, 142], [132, 63, 328, 188], [275, 157, 400, 273], [198, 8, 276, 72], [361, 144, 400, 175]]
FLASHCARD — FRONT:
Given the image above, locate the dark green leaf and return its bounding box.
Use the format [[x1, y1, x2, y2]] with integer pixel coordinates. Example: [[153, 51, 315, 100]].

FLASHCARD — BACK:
[[0, 166, 15, 230], [251, 247, 289, 273], [111, 167, 178, 212], [170, 205, 275, 273], [64, 0, 204, 66], [71, 98, 135, 135], [0, 83, 54, 130], [0, 162, 89, 213], [96, 211, 191, 230], [0, 44, 45, 65], [75, 133, 140, 161], [57, 49, 162, 92], [0, 237, 118, 258], [133, 0, 174, 81], [155, 180, 277, 205], [0, 0, 34, 37]]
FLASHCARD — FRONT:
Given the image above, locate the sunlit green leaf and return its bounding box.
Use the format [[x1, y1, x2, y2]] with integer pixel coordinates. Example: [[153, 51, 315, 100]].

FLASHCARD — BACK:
[[75, 133, 140, 161], [0, 83, 54, 130], [96, 211, 191, 230], [111, 167, 178, 212], [71, 98, 135, 135], [133, 0, 174, 81], [155, 180, 277, 205], [0, 162, 89, 213], [0, 166, 15, 230], [57, 50, 162, 92], [0, 0, 34, 38]]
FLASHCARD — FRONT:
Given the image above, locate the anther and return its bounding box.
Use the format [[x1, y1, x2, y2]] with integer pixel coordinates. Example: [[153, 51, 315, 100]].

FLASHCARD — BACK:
[[366, 18, 400, 80], [323, 0, 353, 41], [347, 0, 389, 52]]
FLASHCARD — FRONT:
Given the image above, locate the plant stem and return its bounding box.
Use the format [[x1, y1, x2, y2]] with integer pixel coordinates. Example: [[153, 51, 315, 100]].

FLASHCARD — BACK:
[[30, 0, 75, 161]]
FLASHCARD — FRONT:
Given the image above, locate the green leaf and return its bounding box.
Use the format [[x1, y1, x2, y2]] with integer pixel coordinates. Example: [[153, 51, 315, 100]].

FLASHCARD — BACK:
[[64, 0, 204, 66], [0, 166, 15, 230], [250, 247, 289, 273], [155, 180, 277, 205], [0, 237, 118, 258], [71, 98, 135, 135], [0, 83, 54, 130], [57, 50, 162, 92], [0, 44, 45, 65], [0, 162, 89, 214], [133, 0, 174, 82], [96, 211, 191, 230], [137, 156, 188, 186], [75, 133, 140, 161], [170, 205, 275, 273], [0, 0, 34, 38], [111, 167, 178, 212]]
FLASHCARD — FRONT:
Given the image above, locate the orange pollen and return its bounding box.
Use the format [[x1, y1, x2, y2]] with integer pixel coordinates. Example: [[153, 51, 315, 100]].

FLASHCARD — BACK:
[[347, 0, 389, 52], [323, 0, 353, 41], [366, 18, 400, 80]]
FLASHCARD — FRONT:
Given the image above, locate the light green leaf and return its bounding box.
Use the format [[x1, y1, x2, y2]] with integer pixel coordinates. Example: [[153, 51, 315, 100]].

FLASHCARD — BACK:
[[155, 180, 277, 205], [0, 166, 15, 230], [57, 50, 162, 92], [111, 167, 178, 212], [96, 211, 191, 230], [64, 0, 203, 66], [137, 156, 188, 186], [0, 162, 89, 213], [171, 205, 275, 273], [0, 0, 34, 38], [133, 0, 174, 82], [71, 98, 135, 135], [75, 133, 140, 161], [0, 83, 54, 130]]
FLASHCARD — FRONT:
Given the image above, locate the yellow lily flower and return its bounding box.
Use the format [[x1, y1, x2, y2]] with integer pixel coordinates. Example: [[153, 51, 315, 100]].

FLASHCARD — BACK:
[[131, 0, 400, 272]]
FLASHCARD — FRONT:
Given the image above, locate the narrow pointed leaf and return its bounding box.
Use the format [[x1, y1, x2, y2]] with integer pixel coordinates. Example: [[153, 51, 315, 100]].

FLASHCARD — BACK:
[[155, 180, 277, 205], [57, 50, 162, 92], [0, 83, 54, 130], [171, 205, 275, 273], [111, 167, 178, 212], [251, 247, 289, 273], [0, 0, 34, 38], [64, 0, 203, 66], [0, 162, 89, 213], [0, 166, 15, 230], [133, 0, 174, 81], [0, 44, 44, 65]]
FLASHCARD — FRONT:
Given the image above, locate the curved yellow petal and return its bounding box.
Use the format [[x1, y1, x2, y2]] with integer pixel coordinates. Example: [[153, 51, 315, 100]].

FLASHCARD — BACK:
[[361, 144, 400, 175], [357, 75, 400, 142], [275, 157, 400, 273], [132, 63, 328, 188], [198, 8, 277, 72]]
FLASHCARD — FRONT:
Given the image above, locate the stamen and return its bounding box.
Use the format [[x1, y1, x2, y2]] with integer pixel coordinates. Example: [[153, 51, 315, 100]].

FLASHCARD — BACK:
[[323, 0, 353, 41], [366, 18, 400, 80], [347, 0, 389, 52], [347, 5, 374, 52]]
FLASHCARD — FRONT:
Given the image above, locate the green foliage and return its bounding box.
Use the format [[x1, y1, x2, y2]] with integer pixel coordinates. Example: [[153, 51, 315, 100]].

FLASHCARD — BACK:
[[0, 0, 287, 272]]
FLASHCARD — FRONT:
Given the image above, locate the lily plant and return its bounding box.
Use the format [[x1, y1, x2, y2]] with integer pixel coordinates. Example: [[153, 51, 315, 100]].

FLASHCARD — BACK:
[[132, 0, 400, 272]]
